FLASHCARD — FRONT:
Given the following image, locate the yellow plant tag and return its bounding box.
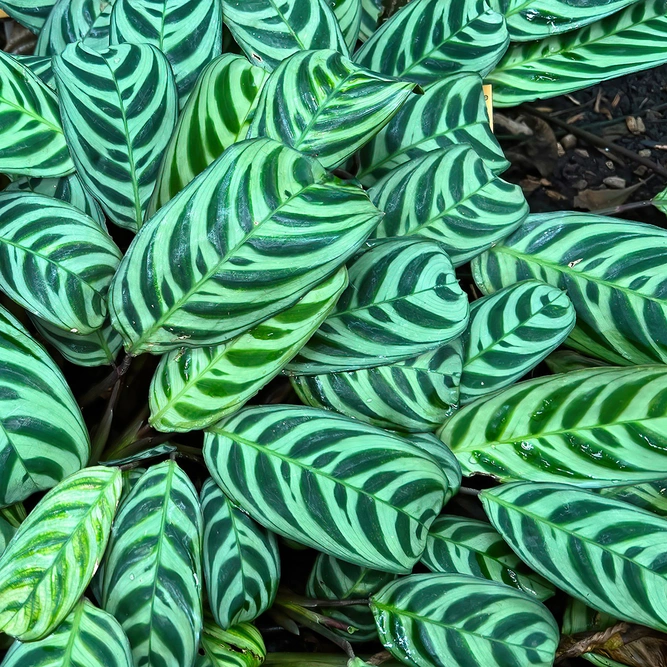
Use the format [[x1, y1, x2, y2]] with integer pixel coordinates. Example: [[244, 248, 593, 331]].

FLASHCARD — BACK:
[[483, 84, 494, 132], [0, 10, 7, 17]]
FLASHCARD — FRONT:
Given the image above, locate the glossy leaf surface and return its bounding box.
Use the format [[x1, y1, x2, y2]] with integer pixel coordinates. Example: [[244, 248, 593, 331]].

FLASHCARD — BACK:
[[196, 619, 266, 667], [332, 0, 361, 49], [599, 481, 667, 517], [0, 0, 56, 31], [409, 432, 462, 505]]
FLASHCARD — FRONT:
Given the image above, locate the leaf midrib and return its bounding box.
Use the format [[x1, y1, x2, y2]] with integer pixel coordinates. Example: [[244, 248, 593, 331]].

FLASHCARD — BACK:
[[0, 95, 64, 135]]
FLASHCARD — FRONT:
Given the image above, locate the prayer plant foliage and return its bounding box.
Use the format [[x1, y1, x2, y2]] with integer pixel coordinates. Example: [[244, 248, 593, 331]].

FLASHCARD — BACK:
[[0, 0, 667, 666]]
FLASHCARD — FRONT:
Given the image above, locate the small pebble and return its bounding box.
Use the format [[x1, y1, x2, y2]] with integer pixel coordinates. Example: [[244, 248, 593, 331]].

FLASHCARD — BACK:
[[603, 176, 626, 189], [638, 149, 652, 157], [561, 134, 577, 150]]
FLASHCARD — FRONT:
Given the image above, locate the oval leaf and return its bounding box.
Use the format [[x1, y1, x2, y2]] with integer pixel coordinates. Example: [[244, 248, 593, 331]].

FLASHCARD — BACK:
[[0, 0, 57, 31], [110, 138, 381, 355], [102, 461, 203, 667], [204, 405, 448, 573], [201, 479, 280, 630], [544, 350, 610, 375], [0, 467, 122, 640], [197, 619, 266, 667], [371, 573, 558, 667], [409, 432, 461, 504], [287, 238, 469, 374], [14, 55, 55, 88], [332, 0, 361, 49], [599, 481, 667, 517]]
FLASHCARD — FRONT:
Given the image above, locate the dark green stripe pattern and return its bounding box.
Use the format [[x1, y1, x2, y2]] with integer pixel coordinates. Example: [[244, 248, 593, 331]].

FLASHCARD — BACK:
[[371, 573, 558, 667], [82, 0, 116, 50], [356, 73, 508, 186], [0, 517, 15, 556], [102, 461, 203, 667], [472, 212, 667, 365], [149, 269, 347, 433], [544, 350, 610, 375], [409, 432, 462, 504], [599, 481, 667, 518], [14, 55, 55, 88], [0, 51, 73, 177], [482, 481, 667, 633], [150, 54, 268, 215], [110, 0, 222, 104], [36, 0, 109, 56], [0, 192, 121, 334], [489, 0, 667, 106], [201, 479, 280, 630], [422, 515, 554, 601], [291, 341, 462, 432], [331, 0, 361, 49], [306, 554, 396, 642], [221, 0, 348, 71], [287, 238, 469, 374], [0, 305, 89, 506], [368, 145, 527, 266], [53, 42, 178, 232], [0, 467, 122, 641], [110, 138, 381, 355], [0, 0, 56, 31], [197, 619, 266, 667], [460, 280, 575, 404], [248, 49, 415, 170], [354, 0, 509, 84], [203, 405, 449, 573], [1, 599, 132, 667], [359, 0, 382, 40], [441, 366, 667, 488]]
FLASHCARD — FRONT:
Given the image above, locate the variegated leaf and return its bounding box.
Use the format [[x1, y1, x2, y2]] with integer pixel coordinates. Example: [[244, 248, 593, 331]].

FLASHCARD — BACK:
[[0, 0, 57, 32], [14, 55, 54, 88], [331, 0, 361, 49], [197, 619, 266, 667], [409, 432, 462, 504], [544, 350, 610, 375], [359, 0, 382, 41], [599, 481, 667, 517]]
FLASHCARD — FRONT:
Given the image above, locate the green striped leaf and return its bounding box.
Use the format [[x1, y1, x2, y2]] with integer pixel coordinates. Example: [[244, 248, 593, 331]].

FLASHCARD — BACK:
[[0, 0, 56, 32], [421, 515, 554, 601], [544, 350, 610, 375], [654, 185, 667, 217], [287, 238, 469, 374], [1, 599, 132, 667], [36, 0, 111, 55], [197, 619, 266, 667], [472, 212, 667, 365], [331, 0, 361, 49], [0, 192, 121, 334], [488, 0, 667, 106], [31, 317, 123, 367], [367, 145, 527, 266], [6, 174, 105, 226], [409, 432, 461, 504], [354, 0, 509, 84], [201, 478, 280, 630], [0, 518, 15, 557], [150, 54, 268, 215], [307, 554, 395, 642], [110, 138, 381, 355], [248, 49, 415, 170], [491, 0, 637, 41], [370, 573, 558, 667], [291, 342, 462, 432], [110, 0, 222, 104], [599, 481, 667, 517], [441, 366, 667, 488], [460, 280, 575, 404], [222, 0, 348, 71], [481, 481, 667, 633], [53, 42, 178, 232], [355, 73, 507, 186], [359, 0, 382, 40], [204, 405, 449, 573], [0, 51, 73, 178], [82, 0, 116, 50], [14, 55, 54, 88], [149, 268, 347, 433], [102, 461, 203, 667], [0, 304, 90, 506], [0, 467, 122, 640]]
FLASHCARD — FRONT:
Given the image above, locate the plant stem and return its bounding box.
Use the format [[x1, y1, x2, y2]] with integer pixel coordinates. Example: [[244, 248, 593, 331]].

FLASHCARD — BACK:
[[89, 379, 123, 464], [458, 487, 481, 497], [591, 199, 654, 217], [79, 354, 131, 407]]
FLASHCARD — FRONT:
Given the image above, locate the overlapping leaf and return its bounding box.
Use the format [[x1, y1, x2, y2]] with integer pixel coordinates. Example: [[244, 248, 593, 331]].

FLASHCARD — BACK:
[[248, 49, 415, 169], [0, 467, 121, 640], [204, 405, 449, 573], [0, 51, 73, 177], [545, 350, 609, 375], [354, 0, 509, 84], [307, 554, 395, 642], [599, 481, 667, 517], [54, 42, 178, 231], [150, 54, 268, 215], [371, 574, 558, 667], [355, 73, 507, 186], [221, 0, 348, 70], [410, 432, 462, 504], [291, 341, 462, 432], [367, 145, 527, 266], [201, 479, 280, 630], [110, 138, 381, 355], [482, 481, 667, 632], [460, 280, 575, 404], [82, 0, 116, 50], [0, 518, 15, 556], [331, 0, 361, 49], [359, 0, 382, 40], [197, 619, 266, 667], [102, 461, 203, 667], [14, 55, 54, 87], [422, 515, 554, 601], [110, 0, 222, 104], [150, 269, 347, 433], [441, 366, 667, 487], [490, 0, 637, 41], [472, 212, 667, 365], [0, 192, 121, 334], [0, 0, 56, 32], [1, 599, 132, 667], [287, 238, 469, 374], [489, 0, 667, 106]]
